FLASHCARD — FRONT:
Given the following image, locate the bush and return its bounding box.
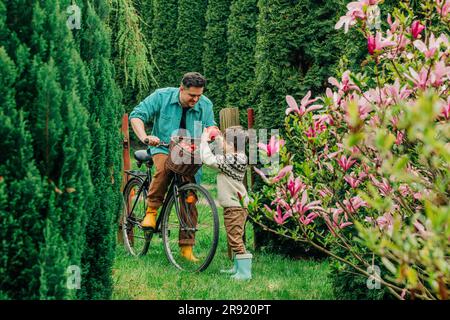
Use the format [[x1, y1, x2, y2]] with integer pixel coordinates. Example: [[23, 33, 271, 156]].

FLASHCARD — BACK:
[[248, 0, 449, 300]]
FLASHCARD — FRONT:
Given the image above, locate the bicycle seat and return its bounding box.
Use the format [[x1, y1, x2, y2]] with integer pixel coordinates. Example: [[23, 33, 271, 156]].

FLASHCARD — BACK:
[[134, 150, 153, 164]]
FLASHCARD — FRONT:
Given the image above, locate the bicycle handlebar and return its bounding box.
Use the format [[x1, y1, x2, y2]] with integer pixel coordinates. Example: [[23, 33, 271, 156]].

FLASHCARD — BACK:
[[144, 138, 169, 147]]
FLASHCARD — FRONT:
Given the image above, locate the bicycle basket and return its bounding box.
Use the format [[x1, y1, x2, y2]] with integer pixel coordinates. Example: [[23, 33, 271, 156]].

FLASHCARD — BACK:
[[165, 136, 202, 176]]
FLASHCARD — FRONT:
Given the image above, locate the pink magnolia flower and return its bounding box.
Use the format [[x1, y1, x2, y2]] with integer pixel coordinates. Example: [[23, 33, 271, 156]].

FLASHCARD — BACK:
[[254, 165, 293, 185], [411, 20, 426, 39], [436, 0, 450, 17], [430, 60, 450, 87], [272, 165, 293, 183], [328, 71, 360, 95], [305, 115, 328, 139], [344, 172, 364, 189], [387, 14, 400, 33], [370, 176, 392, 197], [335, 1, 381, 33], [305, 126, 316, 139], [398, 184, 412, 197], [368, 114, 381, 127], [384, 80, 412, 103], [413, 33, 446, 58], [285, 92, 323, 117], [336, 143, 361, 157], [266, 204, 292, 225], [287, 176, 306, 199], [395, 130, 405, 145], [318, 187, 333, 198], [314, 118, 327, 133], [295, 190, 323, 217], [391, 116, 399, 129], [331, 207, 353, 229], [258, 136, 285, 157], [440, 97, 450, 120], [404, 67, 430, 90], [390, 32, 410, 52], [365, 212, 393, 231], [342, 94, 373, 124], [324, 88, 342, 110], [367, 31, 396, 55], [343, 196, 368, 213], [313, 114, 334, 126], [299, 212, 320, 225], [413, 220, 432, 238], [337, 155, 357, 172], [335, 3, 364, 33]]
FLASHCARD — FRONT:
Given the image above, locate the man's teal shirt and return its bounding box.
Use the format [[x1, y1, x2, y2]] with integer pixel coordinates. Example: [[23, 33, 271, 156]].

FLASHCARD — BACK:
[[129, 87, 216, 182]]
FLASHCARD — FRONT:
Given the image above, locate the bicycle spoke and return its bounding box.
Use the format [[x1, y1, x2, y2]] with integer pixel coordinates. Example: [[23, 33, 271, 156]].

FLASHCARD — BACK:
[[122, 178, 153, 256], [161, 183, 219, 272]]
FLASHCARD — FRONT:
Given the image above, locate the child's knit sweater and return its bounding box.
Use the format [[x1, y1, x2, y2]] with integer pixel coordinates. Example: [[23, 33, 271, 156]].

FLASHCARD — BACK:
[[200, 137, 249, 208]]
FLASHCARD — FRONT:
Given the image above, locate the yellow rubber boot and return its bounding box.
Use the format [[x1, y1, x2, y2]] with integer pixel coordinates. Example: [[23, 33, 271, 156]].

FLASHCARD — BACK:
[[180, 245, 199, 262], [141, 207, 158, 229]]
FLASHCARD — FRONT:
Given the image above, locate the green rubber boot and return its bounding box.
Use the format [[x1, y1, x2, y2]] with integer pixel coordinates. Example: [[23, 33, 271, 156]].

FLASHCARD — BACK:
[[230, 253, 252, 281]]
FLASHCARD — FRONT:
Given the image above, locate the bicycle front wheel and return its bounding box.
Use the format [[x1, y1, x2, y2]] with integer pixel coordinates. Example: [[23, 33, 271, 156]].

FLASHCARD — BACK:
[[161, 183, 219, 272], [122, 177, 153, 256]]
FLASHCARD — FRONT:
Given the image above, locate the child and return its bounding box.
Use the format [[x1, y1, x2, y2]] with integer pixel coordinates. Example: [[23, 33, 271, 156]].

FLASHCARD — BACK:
[[200, 125, 253, 280]]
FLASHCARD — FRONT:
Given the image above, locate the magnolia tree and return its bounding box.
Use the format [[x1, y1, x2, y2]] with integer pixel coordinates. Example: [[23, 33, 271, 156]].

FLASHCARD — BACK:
[[248, 0, 449, 300]]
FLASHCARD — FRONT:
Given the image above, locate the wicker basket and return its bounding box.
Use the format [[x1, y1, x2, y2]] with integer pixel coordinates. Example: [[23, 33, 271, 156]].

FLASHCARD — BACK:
[[165, 136, 202, 176]]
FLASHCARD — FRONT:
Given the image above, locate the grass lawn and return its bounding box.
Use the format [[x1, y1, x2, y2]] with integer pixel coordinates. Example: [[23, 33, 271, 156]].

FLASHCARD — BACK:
[[113, 165, 335, 300]]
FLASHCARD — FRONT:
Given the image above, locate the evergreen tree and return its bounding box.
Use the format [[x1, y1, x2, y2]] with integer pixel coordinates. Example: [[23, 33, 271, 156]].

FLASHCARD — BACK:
[[32, 0, 95, 299], [136, 0, 158, 93], [0, 47, 45, 299], [77, 1, 123, 299], [176, 0, 207, 77], [151, 0, 178, 87], [253, 0, 347, 130], [137, 0, 153, 45], [38, 192, 67, 300], [0, 0, 96, 299], [202, 0, 232, 119], [109, 0, 153, 108], [225, 0, 259, 125]]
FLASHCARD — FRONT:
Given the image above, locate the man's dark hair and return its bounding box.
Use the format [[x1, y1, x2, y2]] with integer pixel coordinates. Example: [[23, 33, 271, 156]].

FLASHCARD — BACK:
[[181, 72, 206, 88]]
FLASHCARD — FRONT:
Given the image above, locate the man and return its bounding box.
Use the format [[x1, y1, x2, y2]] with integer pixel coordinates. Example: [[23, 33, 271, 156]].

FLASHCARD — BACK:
[[129, 72, 217, 262]]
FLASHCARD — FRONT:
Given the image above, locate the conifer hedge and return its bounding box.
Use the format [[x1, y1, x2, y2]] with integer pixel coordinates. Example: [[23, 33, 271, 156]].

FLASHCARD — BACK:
[[77, 1, 123, 300], [203, 0, 232, 119], [0, 0, 122, 299], [176, 0, 207, 78], [253, 0, 347, 130], [225, 0, 259, 125], [151, 0, 179, 87]]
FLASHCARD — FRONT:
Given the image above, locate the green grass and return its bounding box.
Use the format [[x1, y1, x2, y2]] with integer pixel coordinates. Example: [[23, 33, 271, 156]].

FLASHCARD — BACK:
[[114, 161, 335, 300]]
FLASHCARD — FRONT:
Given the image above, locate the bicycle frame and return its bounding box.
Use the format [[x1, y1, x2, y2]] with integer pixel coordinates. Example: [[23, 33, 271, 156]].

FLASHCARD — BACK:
[[126, 167, 195, 235]]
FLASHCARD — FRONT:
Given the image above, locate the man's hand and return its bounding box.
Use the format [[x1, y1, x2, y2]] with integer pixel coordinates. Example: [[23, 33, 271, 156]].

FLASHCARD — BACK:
[[143, 135, 160, 146], [130, 118, 159, 146]]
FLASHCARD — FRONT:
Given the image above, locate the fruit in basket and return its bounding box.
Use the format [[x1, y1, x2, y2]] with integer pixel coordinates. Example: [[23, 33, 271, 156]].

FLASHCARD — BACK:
[[205, 126, 221, 141], [178, 141, 197, 153]]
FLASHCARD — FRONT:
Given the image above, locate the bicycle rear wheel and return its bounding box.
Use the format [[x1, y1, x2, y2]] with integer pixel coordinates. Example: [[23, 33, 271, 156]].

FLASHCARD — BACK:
[[161, 183, 219, 272], [122, 177, 153, 256]]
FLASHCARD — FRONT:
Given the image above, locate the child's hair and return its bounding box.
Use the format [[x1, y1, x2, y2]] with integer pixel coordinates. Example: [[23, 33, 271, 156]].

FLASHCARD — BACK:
[[223, 126, 248, 154]]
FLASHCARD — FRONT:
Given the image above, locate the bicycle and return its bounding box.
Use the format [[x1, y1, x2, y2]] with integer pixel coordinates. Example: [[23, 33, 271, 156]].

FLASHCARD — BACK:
[[121, 138, 219, 272]]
